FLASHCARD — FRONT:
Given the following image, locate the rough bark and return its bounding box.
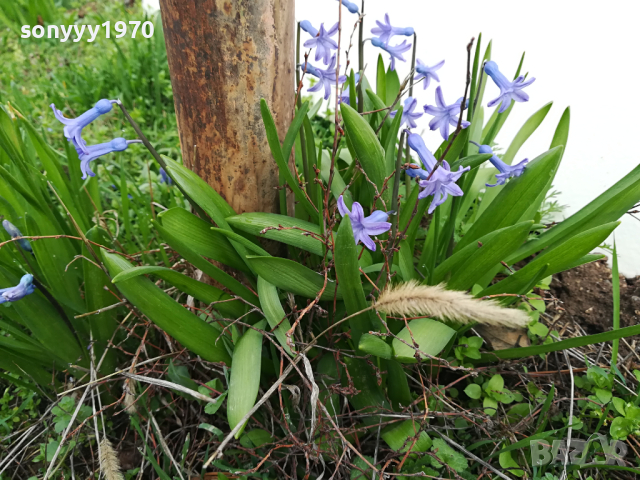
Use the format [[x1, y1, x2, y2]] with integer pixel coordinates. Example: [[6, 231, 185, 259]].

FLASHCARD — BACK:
[[159, 0, 295, 215]]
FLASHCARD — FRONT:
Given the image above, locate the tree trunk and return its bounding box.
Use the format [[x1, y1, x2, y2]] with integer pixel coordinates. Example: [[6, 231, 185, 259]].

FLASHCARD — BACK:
[[159, 0, 295, 215]]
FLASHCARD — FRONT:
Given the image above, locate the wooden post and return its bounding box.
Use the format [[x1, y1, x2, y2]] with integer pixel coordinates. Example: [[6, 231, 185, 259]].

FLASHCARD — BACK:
[[159, 0, 295, 214]]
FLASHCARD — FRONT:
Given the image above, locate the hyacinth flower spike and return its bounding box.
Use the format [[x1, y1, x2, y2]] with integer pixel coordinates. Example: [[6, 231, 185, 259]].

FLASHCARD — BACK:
[[340, 73, 360, 106], [371, 37, 411, 71], [371, 14, 414, 45], [423, 86, 471, 140], [337, 195, 392, 252], [484, 60, 535, 113], [2, 220, 32, 253], [414, 59, 445, 90], [469, 141, 529, 187], [390, 97, 423, 129], [50, 99, 117, 154], [337, 0, 359, 14], [407, 132, 469, 214], [301, 56, 347, 100], [300, 21, 339, 65], [0, 274, 36, 304], [75, 138, 142, 180]]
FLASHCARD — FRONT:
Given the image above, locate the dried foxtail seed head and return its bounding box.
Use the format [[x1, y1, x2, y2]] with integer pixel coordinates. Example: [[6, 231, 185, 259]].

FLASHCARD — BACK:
[[374, 281, 529, 328], [99, 439, 125, 480]]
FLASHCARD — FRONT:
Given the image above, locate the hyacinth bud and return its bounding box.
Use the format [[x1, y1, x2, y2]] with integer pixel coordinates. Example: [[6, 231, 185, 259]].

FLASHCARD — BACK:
[[3, 219, 32, 253], [0, 274, 35, 304]]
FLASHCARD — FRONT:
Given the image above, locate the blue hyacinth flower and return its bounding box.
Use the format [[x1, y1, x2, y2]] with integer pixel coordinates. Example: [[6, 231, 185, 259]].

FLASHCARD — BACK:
[[337, 195, 391, 251], [371, 37, 412, 71], [337, 0, 359, 14], [407, 132, 469, 214], [159, 167, 173, 185], [484, 61, 535, 113], [470, 141, 529, 187], [340, 73, 360, 106], [423, 86, 471, 140], [390, 97, 423, 129], [2, 220, 32, 253], [301, 21, 339, 65], [301, 56, 347, 100], [50, 99, 116, 154], [0, 274, 36, 304], [75, 138, 140, 180], [414, 59, 445, 90], [371, 14, 414, 45]]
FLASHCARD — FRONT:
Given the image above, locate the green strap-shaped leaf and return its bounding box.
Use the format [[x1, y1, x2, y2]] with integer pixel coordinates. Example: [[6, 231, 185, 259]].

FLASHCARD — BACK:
[[227, 320, 266, 437], [25, 214, 85, 313], [392, 319, 455, 364], [334, 216, 376, 346], [376, 54, 386, 103], [260, 99, 318, 221], [83, 227, 119, 374], [319, 148, 354, 207], [210, 228, 270, 257], [384, 105, 404, 176], [161, 158, 254, 271], [480, 322, 640, 362], [153, 221, 259, 305], [227, 212, 323, 256], [481, 222, 619, 296], [340, 102, 390, 207], [245, 256, 341, 301], [520, 107, 571, 222], [21, 119, 89, 231], [157, 207, 250, 273], [102, 251, 232, 365], [257, 276, 293, 356], [395, 239, 416, 281], [446, 221, 532, 291], [112, 266, 247, 319], [450, 153, 492, 171], [510, 162, 640, 263], [455, 146, 563, 252]]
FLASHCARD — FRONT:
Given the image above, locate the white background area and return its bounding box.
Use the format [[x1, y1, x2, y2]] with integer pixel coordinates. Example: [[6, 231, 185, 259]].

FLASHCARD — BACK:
[[146, 0, 640, 276]]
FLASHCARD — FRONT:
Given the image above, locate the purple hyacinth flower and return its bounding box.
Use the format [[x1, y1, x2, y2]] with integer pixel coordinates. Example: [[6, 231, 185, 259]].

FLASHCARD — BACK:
[[484, 61, 535, 113], [0, 274, 36, 304], [337, 0, 359, 14], [371, 14, 414, 45], [50, 99, 115, 154], [337, 195, 391, 251], [2, 220, 32, 253], [423, 86, 471, 140], [301, 21, 339, 65], [340, 73, 360, 106], [302, 56, 347, 100], [414, 59, 445, 90], [389, 97, 423, 129], [407, 132, 469, 214], [75, 138, 138, 180], [159, 167, 173, 185], [470, 141, 529, 187], [371, 37, 411, 71]]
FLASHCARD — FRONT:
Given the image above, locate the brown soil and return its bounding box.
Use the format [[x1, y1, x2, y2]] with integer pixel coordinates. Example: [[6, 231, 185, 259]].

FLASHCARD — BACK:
[[550, 258, 640, 342]]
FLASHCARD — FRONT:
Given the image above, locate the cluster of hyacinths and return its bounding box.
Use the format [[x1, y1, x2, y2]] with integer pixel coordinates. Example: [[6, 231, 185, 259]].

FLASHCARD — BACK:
[[49, 99, 142, 179], [299, 7, 535, 250]]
